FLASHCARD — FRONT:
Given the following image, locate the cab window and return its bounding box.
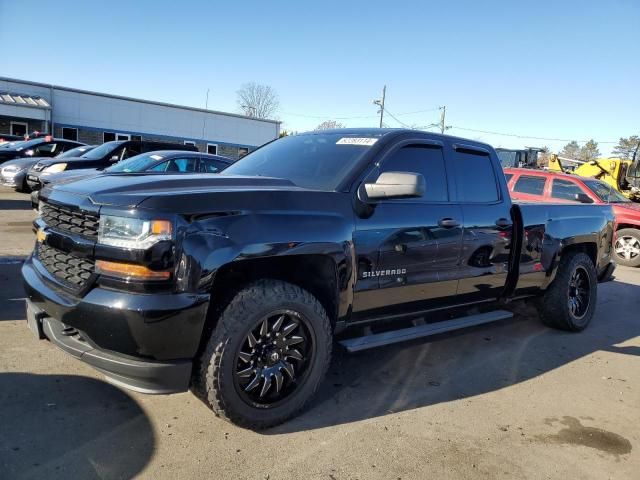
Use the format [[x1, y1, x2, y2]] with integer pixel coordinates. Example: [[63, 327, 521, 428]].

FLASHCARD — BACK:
[[451, 149, 499, 202], [513, 175, 546, 196], [378, 144, 448, 202], [33, 143, 59, 156]]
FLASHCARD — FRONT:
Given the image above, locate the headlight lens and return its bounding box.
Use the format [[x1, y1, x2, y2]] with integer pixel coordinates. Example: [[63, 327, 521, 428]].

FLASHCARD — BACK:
[[98, 215, 172, 249], [43, 163, 67, 173]]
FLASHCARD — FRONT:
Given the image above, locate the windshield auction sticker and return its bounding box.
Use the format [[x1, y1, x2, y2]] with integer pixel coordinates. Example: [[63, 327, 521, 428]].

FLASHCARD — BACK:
[[336, 137, 378, 146]]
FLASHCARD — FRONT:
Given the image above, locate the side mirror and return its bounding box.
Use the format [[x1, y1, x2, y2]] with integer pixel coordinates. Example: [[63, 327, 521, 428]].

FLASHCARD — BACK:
[[364, 172, 425, 200], [574, 193, 594, 204]]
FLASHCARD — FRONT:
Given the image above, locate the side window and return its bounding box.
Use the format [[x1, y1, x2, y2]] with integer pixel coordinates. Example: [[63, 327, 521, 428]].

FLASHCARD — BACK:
[[451, 149, 499, 202], [121, 146, 141, 160], [513, 176, 546, 196], [378, 144, 448, 202], [155, 157, 198, 173], [551, 179, 584, 201], [199, 159, 227, 173], [33, 143, 58, 156]]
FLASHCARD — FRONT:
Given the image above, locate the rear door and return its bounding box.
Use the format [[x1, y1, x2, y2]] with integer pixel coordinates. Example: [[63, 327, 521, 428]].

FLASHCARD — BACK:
[[352, 139, 463, 317], [452, 144, 513, 302]]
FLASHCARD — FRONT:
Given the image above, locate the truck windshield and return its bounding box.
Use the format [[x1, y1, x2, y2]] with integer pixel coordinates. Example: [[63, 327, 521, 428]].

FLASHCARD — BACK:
[[583, 179, 631, 203], [80, 141, 124, 160], [221, 133, 380, 190]]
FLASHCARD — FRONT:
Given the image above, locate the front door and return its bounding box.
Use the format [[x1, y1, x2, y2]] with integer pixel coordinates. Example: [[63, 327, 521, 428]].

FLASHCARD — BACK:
[[352, 140, 463, 319]]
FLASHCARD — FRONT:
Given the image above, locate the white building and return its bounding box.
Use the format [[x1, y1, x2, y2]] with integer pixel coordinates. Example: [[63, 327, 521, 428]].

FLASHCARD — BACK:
[[0, 77, 280, 159]]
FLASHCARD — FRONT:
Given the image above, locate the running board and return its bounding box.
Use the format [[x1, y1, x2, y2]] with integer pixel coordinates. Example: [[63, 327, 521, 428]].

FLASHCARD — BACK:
[[339, 310, 513, 353]]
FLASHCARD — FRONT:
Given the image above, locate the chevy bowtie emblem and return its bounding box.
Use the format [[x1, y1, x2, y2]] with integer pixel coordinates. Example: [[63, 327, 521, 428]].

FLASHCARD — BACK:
[[36, 229, 47, 243]]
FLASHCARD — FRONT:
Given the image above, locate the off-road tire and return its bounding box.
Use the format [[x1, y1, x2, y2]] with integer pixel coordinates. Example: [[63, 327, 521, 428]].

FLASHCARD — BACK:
[[197, 279, 332, 429], [613, 228, 640, 268], [537, 251, 597, 331]]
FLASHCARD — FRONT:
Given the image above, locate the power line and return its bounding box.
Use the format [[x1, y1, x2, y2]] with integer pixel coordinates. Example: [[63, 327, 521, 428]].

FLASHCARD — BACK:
[[447, 125, 618, 144], [281, 106, 440, 120]]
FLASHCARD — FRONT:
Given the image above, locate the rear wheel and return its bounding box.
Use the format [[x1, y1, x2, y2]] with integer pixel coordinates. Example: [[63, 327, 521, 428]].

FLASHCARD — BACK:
[[537, 251, 597, 331], [613, 228, 640, 267], [196, 279, 332, 429]]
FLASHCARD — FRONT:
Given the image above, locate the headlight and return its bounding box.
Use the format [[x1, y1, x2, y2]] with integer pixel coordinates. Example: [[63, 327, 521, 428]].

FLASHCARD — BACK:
[[43, 163, 67, 173], [98, 215, 172, 249]]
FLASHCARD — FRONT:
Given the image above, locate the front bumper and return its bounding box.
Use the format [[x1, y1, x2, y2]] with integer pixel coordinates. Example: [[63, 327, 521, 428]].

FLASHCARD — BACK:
[[0, 170, 24, 188], [22, 255, 210, 394]]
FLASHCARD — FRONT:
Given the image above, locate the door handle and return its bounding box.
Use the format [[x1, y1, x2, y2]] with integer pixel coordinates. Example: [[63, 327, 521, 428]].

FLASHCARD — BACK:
[[495, 218, 512, 228], [438, 218, 460, 228]]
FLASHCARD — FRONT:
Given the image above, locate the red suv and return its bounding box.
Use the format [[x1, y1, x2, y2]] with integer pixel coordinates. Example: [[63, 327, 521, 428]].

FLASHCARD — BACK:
[[505, 168, 640, 267]]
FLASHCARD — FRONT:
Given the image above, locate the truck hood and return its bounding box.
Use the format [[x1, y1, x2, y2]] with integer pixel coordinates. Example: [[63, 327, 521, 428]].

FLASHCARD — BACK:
[[47, 173, 302, 208]]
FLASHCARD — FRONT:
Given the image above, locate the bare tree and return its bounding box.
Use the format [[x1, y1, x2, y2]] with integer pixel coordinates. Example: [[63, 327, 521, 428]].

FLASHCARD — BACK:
[[314, 120, 346, 131], [236, 82, 279, 119]]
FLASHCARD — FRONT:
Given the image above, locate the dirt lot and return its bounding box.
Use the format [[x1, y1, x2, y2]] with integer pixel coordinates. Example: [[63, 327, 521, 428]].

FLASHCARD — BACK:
[[0, 188, 638, 480]]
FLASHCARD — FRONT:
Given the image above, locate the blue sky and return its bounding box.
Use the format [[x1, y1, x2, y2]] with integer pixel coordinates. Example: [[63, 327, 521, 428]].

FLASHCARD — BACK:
[[1, 0, 638, 154]]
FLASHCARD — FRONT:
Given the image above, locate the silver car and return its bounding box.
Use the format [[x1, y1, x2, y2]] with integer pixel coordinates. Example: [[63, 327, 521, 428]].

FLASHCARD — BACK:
[[0, 145, 95, 192]]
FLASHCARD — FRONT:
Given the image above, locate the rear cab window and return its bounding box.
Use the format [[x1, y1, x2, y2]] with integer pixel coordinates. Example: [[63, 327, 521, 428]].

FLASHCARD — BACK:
[[451, 147, 499, 202]]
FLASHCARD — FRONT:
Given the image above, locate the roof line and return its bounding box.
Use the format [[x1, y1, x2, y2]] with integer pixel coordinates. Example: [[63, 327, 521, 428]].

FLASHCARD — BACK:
[[0, 76, 281, 125]]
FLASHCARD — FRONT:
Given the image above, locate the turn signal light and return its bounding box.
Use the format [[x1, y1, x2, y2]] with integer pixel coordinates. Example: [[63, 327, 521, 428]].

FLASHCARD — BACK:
[[96, 260, 171, 281]]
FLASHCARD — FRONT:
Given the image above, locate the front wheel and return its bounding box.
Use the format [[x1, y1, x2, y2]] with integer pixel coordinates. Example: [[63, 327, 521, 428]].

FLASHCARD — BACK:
[[537, 251, 597, 331], [197, 279, 332, 429], [613, 228, 640, 267]]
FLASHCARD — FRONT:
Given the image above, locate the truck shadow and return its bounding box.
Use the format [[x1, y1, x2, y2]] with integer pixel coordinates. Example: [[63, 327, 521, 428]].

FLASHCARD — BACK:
[[267, 278, 640, 434], [0, 262, 27, 322], [0, 197, 32, 211], [0, 373, 154, 480]]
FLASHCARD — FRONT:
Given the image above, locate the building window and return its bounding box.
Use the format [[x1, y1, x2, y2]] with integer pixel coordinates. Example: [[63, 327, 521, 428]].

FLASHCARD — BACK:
[[103, 132, 116, 142], [184, 140, 196, 146], [62, 127, 78, 141], [10, 121, 28, 137], [238, 147, 249, 158], [115, 133, 130, 141], [131, 135, 142, 141], [207, 143, 218, 155]]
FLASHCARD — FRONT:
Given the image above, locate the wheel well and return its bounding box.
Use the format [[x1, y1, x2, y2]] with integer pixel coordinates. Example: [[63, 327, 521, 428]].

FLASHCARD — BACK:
[[616, 224, 640, 232], [200, 255, 339, 342], [562, 242, 597, 266]]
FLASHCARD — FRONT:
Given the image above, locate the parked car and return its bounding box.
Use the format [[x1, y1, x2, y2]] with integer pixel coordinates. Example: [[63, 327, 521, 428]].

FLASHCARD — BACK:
[[39, 150, 233, 190], [0, 134, 23, 144], [505, 167, 640, 267], [26, 140, 198, 191], [23, 129, 615, 429], [0, 137, 84, 165], [0, 145, 96, 192]]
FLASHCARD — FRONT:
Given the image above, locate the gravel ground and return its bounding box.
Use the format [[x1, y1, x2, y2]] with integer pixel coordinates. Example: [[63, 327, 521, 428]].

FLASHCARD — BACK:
[[0, 188, 638, 480]]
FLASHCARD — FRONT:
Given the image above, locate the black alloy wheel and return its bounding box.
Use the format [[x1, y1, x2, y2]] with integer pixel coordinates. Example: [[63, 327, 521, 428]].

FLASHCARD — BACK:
[[233, 310, 313, 407]]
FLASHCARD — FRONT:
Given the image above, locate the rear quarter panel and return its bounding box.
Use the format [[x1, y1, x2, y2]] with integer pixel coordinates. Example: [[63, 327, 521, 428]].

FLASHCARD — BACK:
[[515, 202, 614, 292]]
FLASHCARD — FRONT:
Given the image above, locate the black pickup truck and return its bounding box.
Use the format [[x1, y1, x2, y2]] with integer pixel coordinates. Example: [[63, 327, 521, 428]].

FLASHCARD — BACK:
[[22, 129, 615, 429]]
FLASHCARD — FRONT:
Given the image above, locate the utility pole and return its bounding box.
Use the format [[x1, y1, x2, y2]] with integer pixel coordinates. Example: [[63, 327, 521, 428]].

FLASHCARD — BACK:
[[201, 88, 210, 140], [439, 105, 447, 134], [373, 85, 386, 128]]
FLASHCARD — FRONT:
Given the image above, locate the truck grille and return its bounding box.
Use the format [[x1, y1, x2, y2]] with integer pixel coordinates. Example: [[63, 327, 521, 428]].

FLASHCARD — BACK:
[[40, 202, 99, 239], [36, 243, 95, 289]]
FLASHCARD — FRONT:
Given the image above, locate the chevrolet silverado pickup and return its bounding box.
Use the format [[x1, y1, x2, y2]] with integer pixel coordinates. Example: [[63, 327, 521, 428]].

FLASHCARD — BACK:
[[22, 129, 616, 429]]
